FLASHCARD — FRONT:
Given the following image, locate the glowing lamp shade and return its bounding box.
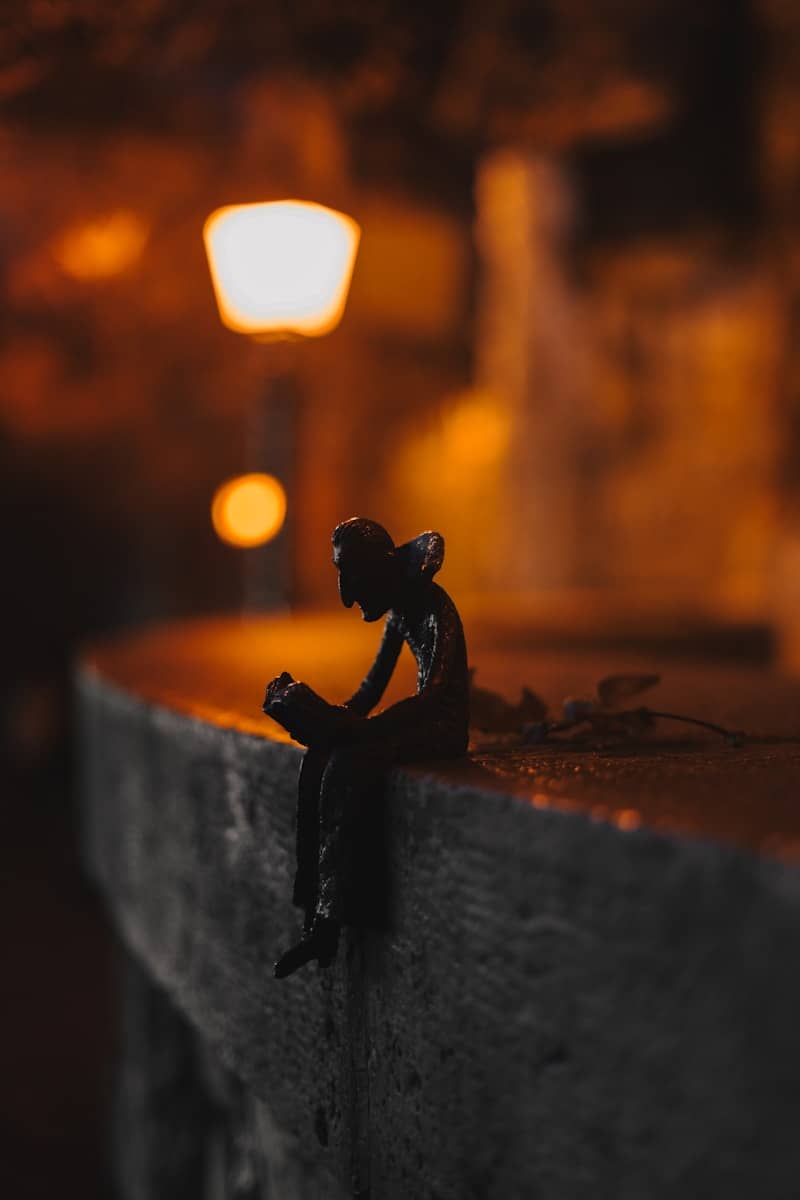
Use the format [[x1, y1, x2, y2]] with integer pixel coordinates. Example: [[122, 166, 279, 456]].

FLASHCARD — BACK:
[[203, 200, 360, 338], [212, 473, 287, 548]]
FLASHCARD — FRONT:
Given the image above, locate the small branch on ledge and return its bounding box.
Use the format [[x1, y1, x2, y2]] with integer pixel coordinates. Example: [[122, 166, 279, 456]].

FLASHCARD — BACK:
[[640, 711, 744, 747], [470, 672, 745, 748], [524, 708, 745, 748]]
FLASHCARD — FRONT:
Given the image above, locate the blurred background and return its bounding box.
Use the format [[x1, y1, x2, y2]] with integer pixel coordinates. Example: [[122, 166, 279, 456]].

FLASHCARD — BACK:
[[3, 0, 800, 1195]]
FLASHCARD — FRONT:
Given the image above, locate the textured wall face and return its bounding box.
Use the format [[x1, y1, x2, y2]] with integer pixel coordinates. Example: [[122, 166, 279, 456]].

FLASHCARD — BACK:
[[78, 621, 800, 1200], [115, 943, 353, 1200]]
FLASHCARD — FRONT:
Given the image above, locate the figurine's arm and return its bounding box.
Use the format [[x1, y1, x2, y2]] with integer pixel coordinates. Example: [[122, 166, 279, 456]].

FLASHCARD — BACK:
[[344, 616, 404, 717], [363, 600, 462, 738]]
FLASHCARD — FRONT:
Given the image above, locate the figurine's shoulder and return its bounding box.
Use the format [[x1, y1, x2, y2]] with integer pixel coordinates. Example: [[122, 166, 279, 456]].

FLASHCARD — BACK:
[[429, 580, 461, 622], [403, 582, 463, 632]]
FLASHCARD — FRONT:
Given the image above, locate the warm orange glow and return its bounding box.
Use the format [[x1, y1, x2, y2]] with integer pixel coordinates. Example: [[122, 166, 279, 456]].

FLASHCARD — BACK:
[[212, 473, 287, 548], [615, 809, 642, 832], [53, 211, 149, 280], [445, 391, 511, 468], [203, 200, 360, 338]]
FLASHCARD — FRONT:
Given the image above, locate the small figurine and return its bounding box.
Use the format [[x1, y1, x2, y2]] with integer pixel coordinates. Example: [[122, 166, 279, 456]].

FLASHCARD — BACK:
[[263, 517, 470, 978]]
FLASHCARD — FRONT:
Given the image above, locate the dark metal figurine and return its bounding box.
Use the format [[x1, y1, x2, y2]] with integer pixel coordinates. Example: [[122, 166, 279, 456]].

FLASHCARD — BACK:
[[263, 517, 470, 978]]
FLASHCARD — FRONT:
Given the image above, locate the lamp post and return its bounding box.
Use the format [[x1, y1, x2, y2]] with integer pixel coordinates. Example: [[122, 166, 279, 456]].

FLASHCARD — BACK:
[[203, 199, 360, 607]]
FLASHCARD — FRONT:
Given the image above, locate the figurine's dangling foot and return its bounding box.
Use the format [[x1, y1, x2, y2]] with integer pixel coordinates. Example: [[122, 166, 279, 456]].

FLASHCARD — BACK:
[[274, 917, 340, 979]]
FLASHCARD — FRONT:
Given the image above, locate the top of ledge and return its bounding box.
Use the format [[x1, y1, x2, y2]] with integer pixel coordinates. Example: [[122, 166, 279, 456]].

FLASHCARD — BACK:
[[80, 612, 800, 861]]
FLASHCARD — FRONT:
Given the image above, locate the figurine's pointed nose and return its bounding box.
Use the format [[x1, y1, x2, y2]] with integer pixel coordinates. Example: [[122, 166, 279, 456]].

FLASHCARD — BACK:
[[338, 576, 354, 608]]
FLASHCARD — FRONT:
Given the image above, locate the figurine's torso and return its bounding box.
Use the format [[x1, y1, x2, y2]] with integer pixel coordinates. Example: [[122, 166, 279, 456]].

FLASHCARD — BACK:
[[390, 582, 469, 737]]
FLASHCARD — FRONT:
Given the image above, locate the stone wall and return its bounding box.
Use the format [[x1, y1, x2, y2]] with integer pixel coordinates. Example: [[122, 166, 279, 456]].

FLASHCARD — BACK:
[[78, 618, 800, 1199]]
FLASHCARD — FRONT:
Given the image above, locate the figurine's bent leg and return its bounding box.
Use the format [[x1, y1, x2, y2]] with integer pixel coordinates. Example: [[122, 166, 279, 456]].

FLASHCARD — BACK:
[[275, 734, 459, 978], [292, 747, 329, 921], [316, 743, 395, 925], [275, 743, 395, 978]]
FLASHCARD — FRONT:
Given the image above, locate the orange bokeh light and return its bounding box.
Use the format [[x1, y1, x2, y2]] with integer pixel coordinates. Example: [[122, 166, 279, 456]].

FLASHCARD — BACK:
[[211, 473, 287, 548], [52, 210, 149, 280], [445, 390, 511, 467]]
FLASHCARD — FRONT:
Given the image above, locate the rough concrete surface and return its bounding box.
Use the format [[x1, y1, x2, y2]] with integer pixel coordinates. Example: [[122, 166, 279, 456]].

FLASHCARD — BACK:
[[78, 618, 800, 1199]]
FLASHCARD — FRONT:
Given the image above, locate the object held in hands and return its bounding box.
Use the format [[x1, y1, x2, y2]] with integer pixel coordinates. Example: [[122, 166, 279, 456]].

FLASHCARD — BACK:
[[263, 672, 358, 748]]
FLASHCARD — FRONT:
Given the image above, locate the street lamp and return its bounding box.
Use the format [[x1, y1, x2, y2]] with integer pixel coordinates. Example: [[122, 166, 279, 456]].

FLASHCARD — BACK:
[[204, 200, 360, 339], [203, 199, 360, 606]]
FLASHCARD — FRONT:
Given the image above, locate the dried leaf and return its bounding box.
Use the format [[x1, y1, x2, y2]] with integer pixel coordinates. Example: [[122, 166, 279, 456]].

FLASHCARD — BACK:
[[469, 681, 517, 732], [469, 671, 548, 732], [522, 721, 550, 745], [585, 707, 655, 739], [596, 674, 660, 708], [618, 707, 657, 736], [518, 686, 549, 724], [562, 697, 596, 722]]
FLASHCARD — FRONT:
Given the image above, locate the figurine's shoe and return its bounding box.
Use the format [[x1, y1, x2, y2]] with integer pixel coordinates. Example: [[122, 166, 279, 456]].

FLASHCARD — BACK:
[[274, 918, 340, 979]]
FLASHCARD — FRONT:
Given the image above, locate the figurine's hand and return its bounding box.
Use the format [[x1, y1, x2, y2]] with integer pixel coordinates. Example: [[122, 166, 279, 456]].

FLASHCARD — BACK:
[[263, 678, 363, 748], [264, 671, 296, 709], [331, 703, 367, 740], [262, 673, 301, 728]]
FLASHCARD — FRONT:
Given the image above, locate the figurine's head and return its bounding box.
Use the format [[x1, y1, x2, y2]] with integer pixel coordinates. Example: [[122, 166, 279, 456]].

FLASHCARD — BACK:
[[332, 517, 445, 622], [332, 518, 400, 622]]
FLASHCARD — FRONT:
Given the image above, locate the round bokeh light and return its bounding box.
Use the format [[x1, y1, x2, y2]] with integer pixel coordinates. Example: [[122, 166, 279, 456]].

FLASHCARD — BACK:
[[212, 473, 287, 548]]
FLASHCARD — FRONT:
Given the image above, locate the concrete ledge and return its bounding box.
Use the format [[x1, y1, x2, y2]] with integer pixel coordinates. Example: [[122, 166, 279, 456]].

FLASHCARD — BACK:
[[79, 616, 800, 1199]]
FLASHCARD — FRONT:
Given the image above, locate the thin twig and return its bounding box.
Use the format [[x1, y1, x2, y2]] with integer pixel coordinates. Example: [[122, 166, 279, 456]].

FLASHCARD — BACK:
[[643, 709, 744, 745]]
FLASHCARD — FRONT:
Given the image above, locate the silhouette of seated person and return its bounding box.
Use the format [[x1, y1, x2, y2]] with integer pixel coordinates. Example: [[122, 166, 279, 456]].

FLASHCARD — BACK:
[[264, 517, 469, 978]]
